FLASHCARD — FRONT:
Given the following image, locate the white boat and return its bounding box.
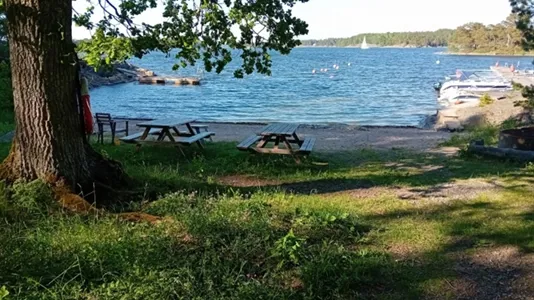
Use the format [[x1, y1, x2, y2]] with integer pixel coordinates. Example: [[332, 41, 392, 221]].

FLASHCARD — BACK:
[[361, 37, 369, 50], [438, 70, 511, 101], [439, 91, 482, 104]]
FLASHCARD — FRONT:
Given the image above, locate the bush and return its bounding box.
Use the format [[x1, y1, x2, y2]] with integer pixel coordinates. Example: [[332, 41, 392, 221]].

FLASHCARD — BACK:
[[479, 93, 495, 107], [513, 82, 524, 91]]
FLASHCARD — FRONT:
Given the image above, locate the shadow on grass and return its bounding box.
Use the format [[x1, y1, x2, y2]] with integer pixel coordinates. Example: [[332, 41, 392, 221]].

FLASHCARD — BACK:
[[89, 142, 532, 201], [3, 192, 533, 298]]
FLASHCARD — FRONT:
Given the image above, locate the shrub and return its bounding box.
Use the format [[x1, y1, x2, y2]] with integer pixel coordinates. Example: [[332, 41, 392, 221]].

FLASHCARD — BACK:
[[513, 82, 524, 91], [479, 93, 495, 107]]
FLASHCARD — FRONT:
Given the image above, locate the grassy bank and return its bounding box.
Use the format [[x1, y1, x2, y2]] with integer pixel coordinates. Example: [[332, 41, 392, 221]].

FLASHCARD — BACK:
[[1, 141, 533, 299], [441, 118, 521, 148]]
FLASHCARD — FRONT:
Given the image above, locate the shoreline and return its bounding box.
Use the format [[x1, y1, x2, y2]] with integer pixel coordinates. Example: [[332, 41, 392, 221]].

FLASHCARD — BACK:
[[440, 52, 534, 57], [113, 117, 432, 130]]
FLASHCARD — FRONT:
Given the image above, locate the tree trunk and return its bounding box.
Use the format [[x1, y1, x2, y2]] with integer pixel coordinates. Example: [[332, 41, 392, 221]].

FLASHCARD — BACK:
[[1, 0, 127, 195]]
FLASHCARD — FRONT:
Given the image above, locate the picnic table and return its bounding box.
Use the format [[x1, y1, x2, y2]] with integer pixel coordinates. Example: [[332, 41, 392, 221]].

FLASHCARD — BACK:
[[237, 123, 315, 156], [120, 118, 215, 149]]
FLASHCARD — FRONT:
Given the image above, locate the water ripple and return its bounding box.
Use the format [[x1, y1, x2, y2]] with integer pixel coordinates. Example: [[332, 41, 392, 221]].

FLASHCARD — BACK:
[[89, 48, 532, 126]]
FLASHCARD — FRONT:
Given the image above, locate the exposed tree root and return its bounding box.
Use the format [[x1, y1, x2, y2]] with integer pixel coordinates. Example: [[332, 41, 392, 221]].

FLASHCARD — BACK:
[[1, 158, 160, 224], [52, 181, 161, 224]]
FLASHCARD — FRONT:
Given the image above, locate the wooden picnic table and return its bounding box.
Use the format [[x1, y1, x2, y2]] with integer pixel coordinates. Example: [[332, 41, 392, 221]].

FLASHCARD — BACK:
[[120, 118, 215, 149], [237, 123, 315, 156]]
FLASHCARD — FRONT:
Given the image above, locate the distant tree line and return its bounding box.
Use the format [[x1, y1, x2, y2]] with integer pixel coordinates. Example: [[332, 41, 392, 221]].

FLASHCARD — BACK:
[[301, 14, 530, 55], [448, 14, 525, 54], [301, 30, 454, 48]]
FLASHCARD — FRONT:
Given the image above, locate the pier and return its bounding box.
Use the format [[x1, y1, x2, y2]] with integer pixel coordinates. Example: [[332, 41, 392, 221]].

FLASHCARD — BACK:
[[138, 76, 201, 85], [491, 66, 534, 86]]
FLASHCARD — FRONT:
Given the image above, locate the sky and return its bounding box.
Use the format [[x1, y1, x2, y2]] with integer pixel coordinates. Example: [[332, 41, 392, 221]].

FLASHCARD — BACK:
[[72, 0, 513, 40]]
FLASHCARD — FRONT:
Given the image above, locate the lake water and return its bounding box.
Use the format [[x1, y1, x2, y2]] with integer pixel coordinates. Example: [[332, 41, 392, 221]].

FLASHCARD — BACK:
[[90, 48, 534, 126]]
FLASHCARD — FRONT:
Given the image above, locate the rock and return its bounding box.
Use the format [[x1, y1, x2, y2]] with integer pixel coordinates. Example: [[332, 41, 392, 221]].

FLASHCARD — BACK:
[[444, 120, 464, 131], [80, 61, 140, 89]]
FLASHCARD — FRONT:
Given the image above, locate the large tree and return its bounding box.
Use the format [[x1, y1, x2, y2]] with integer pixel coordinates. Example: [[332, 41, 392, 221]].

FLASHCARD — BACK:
[[0, 0, 308, 196]]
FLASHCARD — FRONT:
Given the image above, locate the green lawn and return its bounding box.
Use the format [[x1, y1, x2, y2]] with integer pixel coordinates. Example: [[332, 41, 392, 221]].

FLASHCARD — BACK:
[[1, 141, 533, 299]]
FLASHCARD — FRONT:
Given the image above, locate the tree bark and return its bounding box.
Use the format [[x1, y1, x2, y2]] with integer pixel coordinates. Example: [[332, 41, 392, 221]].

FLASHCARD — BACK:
[[1, 0, 127, 195]]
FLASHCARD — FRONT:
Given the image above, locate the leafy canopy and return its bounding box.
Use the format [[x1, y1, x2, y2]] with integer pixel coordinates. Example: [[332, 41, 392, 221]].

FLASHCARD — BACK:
[[75, 0, 309, 77], [510, 0, 534, 51]]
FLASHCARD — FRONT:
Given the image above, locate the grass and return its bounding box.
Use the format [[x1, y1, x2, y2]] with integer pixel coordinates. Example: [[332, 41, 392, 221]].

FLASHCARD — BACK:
[[0, 141, 534, 299], [441, 118, 521, 148]]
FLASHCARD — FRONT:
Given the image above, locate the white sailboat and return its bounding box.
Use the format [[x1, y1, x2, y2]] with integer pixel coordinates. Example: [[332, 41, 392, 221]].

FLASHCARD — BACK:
[[361, 36, 369, 50]]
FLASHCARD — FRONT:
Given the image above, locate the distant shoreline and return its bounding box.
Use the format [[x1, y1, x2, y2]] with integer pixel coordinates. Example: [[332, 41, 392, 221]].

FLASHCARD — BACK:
[[441, 52, 534, 57], [296, 46, 534, 57], [297, 45, 445, 49]]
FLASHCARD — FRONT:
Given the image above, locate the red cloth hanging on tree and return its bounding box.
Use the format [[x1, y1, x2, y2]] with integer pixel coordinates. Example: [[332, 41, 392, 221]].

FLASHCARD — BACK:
[[81, 77, 93, 134]]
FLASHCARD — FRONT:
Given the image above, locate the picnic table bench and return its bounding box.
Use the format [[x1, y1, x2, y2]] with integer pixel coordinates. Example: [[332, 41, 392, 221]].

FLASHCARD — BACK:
[[237, 123, 315, 158], [120, 118, 215, 150]]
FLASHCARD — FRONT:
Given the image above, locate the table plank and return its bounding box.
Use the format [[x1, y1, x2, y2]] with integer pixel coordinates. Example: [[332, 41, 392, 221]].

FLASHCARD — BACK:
[[137, 118, 196, 128], [260, 123, 299, 136], [259, 123, 278, 135], [283, 124, 297, 135]]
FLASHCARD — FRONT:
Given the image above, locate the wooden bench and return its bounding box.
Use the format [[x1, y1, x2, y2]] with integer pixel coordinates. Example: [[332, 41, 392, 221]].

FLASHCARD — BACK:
[[237, 135, 261, 150], [120, 128, 161, 144], [178, 131, 215, 145], [299, 137, 316, 154]]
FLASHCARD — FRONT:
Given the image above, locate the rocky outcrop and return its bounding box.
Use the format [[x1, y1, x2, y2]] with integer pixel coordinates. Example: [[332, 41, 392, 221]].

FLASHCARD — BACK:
[[80, 62, 142, 89]]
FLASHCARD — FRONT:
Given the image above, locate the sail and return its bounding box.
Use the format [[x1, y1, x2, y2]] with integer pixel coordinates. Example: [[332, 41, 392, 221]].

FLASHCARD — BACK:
[[361, 37, 369, 49]]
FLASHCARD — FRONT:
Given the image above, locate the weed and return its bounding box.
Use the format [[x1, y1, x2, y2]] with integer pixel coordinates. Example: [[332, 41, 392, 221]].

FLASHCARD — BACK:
[[479, 93, 495, 107], [0, 286, 8, 299], [272, 229, 306, 268]]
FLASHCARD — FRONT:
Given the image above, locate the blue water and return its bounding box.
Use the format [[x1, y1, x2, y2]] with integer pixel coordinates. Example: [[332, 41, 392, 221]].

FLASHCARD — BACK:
[[90, 48, 534, 126]]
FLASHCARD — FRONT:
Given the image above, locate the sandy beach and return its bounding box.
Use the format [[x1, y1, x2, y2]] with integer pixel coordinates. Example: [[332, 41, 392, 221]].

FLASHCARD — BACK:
[[119, 120, 452, 152]]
